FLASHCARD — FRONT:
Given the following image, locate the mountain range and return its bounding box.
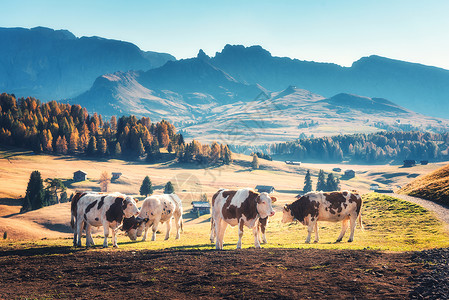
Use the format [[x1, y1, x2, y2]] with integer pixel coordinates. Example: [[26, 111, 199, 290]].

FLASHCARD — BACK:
[[0, 27, 175, 100], [1, 27, 449, 144]]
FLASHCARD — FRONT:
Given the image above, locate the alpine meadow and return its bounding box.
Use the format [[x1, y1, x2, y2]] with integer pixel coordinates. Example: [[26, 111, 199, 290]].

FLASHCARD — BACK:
[[1, 2, 449, 299]]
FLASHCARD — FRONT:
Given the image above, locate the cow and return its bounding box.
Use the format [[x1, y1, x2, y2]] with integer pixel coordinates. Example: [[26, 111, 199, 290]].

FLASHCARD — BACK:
[[125, 194, 183, 242], [211, 188, 276, 250], [281, 190, 363, 244], [70, 192, 139, 248]]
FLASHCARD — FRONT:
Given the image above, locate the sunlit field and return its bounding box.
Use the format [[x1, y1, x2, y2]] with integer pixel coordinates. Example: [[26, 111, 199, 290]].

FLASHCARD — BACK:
[[2, 193, 448, 253]]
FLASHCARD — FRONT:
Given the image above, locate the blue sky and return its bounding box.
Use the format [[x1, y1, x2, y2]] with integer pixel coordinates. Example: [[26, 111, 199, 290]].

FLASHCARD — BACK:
[[2, 0, 449, 69]]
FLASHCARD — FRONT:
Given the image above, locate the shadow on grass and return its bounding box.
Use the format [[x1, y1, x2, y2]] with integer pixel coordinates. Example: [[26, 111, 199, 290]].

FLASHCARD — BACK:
[[0, 245, 86, 257]]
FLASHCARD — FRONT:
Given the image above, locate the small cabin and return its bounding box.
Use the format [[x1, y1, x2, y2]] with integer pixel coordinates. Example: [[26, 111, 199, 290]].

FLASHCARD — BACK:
[[285, 161, 301, 165], [403, 160, 416, 167], [191, 201, 211, 215], [344, 170, 355, 178], [420, 160, 429, 165], [111, 172, 122, 182], [255, 185, 275, 193], [370, 184, 380, 191], [332, 168, 342, 172], [73, 170, 87, 182]]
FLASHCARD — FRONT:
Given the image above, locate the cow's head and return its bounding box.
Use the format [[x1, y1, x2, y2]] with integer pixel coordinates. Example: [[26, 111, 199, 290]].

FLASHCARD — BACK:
[[256, 192, 276, 218], [122, 196, 140, 218], [281, 204, 295, 223], [123, 216, 149, 241]]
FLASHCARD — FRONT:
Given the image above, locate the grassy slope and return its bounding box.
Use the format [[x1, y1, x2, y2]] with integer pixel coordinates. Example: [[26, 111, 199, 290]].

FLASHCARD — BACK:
[[399, 163, 449, 205], [1, 193, 448, 252]]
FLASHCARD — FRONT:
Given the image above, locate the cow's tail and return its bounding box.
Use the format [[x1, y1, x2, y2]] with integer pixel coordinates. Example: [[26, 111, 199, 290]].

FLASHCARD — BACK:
[[358, 211, 364, 231], [70, 192, 85, 229], [181, 218, 184, 233]]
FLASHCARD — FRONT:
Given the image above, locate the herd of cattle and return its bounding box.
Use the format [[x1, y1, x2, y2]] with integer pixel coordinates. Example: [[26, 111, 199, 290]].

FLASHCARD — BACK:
[[70, 189, 363, 249]]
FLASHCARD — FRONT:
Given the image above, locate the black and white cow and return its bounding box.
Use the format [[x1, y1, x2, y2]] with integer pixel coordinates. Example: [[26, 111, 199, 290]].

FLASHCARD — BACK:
[[70, 192, 139, 248], [282, 190, 363, 244], [125, 194, 183, 242], [210, 188, 276, 250]]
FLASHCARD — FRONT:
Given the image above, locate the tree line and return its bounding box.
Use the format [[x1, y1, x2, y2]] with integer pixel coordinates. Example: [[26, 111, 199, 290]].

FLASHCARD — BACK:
[[0, 93, 231, 165], [271, 131, 449, 163]]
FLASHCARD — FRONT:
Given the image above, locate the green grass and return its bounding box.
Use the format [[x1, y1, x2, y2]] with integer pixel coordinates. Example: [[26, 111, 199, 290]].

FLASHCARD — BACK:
[[1, 193, 448, 252]]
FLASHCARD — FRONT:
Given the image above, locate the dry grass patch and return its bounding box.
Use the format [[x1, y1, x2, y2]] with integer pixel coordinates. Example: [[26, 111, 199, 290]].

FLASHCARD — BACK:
[[399, 163, 449, 205]]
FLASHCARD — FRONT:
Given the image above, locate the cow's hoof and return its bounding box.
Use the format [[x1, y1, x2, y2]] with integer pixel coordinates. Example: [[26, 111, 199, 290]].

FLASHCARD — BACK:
[[103, 245, 108, 248], [113, 245, 118, 248], [305, 241, 311, 244], [313, 240, 319, 243], [348, 239, 353, 243], [164, 237, 169, 241]]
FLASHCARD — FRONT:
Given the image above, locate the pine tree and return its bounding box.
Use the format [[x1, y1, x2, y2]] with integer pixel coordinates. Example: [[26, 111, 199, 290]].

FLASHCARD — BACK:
[[167, 142, 173, 154], [316, 169, 326, 191], [114, 142, 122, 156], [137, 138, 145, 156], [223, 145, 232, 165], [303, 170, 313, 193], [23, 170, 46, 211], [326, 173, 338, 192], [139, 176, 153, 197], [98, 138, 108, 156], [164, 181, 175, 194], [252, 154, 259, 170], [87, 136, 97, 155], [44, 178, 66, 204]]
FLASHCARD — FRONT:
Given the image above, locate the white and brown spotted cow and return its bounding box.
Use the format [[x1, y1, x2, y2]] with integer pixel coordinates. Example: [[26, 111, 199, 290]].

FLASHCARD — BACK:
[[70, 192, 139, 248], [125, 194, 183, 242], [282, 190, 363, 244], [211, 188, 276, 250]]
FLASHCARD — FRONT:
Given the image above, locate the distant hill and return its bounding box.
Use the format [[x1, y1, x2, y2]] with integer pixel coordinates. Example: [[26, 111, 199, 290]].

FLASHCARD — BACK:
[[72, 52, 266, 121], [399, 164, 449, 206], [210, 45, 449, 118], [0, 27, 175, 100]]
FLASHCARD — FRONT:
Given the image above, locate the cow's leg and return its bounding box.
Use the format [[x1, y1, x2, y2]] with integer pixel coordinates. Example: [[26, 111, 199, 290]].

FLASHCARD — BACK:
[[103, 225, 109, 248], [142, 221, 151, 242], [165, 218, 172, 240], [76, 218, 84, 247], [260, 218, 267, 244], [348, 214, 357, 242], [336, 219, 349, 242], [253, 226, 261, 249], [151, 218, 161, 241], [305, 222, 315, 244], [215, 219, 227, 250], [85, 224, 94, 247], [174, 213, 181, 240], [73, 219, 78, 247], [209, 216, 215, 243], [313, 222, 319, 243], [236, 219, 244, 249], [111, 226, 118, 248]]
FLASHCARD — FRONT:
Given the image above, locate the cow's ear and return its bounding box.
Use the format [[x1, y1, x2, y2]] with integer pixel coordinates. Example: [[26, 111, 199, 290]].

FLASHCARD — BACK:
[[270, 196, 277, 203], [256, 195, 262, 203]]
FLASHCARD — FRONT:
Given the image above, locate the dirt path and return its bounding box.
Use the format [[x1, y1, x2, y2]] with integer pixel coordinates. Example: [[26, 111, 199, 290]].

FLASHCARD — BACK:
[[0, 247, 424, 299], [389, 193, 449, 227]]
